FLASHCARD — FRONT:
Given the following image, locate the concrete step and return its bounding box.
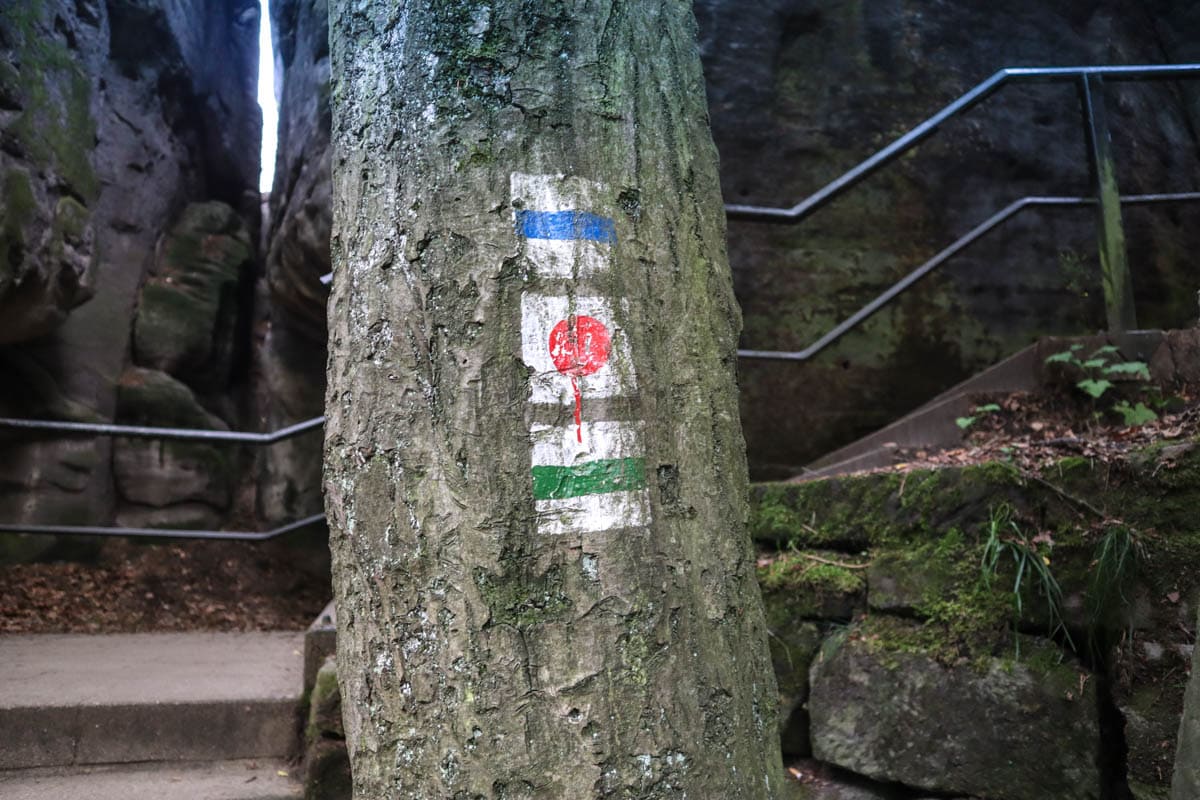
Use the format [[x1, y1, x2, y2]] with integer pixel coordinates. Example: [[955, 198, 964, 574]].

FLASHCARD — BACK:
[[0, 632, 304, 769], [0, 759, 302, 800]]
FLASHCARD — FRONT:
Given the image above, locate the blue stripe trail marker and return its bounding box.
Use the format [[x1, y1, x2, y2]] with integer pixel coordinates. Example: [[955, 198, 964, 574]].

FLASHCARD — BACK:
[[515, 209, 617, 244]]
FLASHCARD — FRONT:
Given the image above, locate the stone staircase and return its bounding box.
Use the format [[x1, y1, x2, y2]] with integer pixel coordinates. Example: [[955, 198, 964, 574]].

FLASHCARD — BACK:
[[0, 632, 306, 799], [799, 330, 1167, 480]]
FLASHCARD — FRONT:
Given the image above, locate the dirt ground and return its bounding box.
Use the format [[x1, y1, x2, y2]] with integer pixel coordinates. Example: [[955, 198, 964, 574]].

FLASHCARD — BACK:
[[837, 388, 1199, 478], [0, 536, 330, 633]]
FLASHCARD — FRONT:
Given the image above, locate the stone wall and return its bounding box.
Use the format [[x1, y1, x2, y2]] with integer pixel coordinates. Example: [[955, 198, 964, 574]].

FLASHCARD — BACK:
[[754, 436, 1200, 800], [698, 0, 1200, 476], [0, 0, 261, 558]]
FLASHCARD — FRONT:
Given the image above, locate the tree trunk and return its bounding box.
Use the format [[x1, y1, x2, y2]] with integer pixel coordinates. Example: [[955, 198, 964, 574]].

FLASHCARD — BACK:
[[324, 1, 783, 797]]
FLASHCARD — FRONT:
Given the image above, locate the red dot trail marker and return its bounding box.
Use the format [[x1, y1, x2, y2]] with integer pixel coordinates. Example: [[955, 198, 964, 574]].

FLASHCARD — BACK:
[[548, 314, 611, 443]]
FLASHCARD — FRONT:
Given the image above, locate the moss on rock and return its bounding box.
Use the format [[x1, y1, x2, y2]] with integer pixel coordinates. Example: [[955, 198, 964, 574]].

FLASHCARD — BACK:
[[759, 551, 867, 621], [1, 168, 36, 281], [750, 461, 1028, 550], [133, 202, 252, 390], [809, 618, 1100, 800], [750, 438, 1200, 796]]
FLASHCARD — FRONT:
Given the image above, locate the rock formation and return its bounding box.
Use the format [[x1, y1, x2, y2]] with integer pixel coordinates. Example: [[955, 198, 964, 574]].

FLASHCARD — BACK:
[[253, 0, 330, 525], [0, 0, 260, 559]]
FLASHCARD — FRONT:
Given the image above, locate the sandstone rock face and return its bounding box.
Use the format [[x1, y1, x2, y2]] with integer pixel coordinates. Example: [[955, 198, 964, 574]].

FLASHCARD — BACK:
[[253, 0, 330, 524], [258, 0, 1200, 486], [0, 5, 101, 345], [0, 0, 260, 552], [808, 623, 1102, 800], [265, 0, 330, 344], [694, 0, 1200, 476]]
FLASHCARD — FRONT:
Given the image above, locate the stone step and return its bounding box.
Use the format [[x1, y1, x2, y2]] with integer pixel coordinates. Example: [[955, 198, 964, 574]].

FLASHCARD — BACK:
[[0, 632, 304, 769], [0, 759, 303, 800], [800, 331, 1164, 480]]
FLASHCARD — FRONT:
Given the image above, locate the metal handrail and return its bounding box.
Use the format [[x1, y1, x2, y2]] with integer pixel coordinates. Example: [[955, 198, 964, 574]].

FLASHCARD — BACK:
[[0, 416, 326, 539], [724, 64, 1200, 223], [736, 191, 1200, 361], [316, 67, 1200, 293], [0, 415, 324, 443], [0, 513, 327, 541]]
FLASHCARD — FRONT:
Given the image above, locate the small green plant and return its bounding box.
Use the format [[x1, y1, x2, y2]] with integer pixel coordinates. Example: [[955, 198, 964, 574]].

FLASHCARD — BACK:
[[1045, 344, 1157, 424], [1110, 400, 1158, 426], [980, 504, 1073, 657], [956, 403, 1001, 431], [1085, 525, 1143, 656]]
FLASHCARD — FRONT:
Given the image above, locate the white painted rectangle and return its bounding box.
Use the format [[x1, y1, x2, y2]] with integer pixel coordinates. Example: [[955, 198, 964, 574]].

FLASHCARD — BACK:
[[520, 293, 638, 405], [529, 421, 645, 467], [535, 489, 651, 536], [522, 237, 608, 279], [511, 172, 608, 217]]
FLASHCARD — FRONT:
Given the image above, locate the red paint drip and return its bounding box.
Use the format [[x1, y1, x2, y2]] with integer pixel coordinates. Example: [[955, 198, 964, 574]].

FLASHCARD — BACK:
[[548, 315, 612, 444], [571, 377, 583, 442]]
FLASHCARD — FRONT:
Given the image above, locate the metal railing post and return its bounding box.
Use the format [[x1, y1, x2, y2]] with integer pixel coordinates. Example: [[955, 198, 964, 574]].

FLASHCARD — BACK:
[[1078, 73, 1137, 333]]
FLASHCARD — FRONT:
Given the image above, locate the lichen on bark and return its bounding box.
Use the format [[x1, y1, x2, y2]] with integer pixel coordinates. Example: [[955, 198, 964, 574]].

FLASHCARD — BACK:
[[325, 1, 783, 798]]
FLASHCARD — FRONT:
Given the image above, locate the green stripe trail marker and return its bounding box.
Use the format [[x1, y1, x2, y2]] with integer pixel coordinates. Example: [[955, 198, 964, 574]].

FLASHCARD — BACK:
[[531, 457, 647, 500]]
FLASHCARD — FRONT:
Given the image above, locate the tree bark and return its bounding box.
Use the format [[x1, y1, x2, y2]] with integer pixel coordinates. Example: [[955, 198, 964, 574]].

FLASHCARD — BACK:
[[325, 1, 783, 797]]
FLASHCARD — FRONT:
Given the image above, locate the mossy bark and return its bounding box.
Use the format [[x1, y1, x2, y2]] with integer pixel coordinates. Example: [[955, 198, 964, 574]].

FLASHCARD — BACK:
[[325, 1, 782, 798]]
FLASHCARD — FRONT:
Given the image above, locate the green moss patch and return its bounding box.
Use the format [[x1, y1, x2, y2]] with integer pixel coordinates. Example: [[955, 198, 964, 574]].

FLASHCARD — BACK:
[[1, 168, 36, 280], [750, 460, 1028, 549], [1, 6, 99, 204], [474, 562, 573, 628]]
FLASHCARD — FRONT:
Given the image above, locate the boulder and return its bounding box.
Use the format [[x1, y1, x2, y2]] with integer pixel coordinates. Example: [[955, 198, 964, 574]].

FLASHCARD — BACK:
[[133, 201, 253, 394], [112, 367, 232, 525], [809, 620, 1101, 800]]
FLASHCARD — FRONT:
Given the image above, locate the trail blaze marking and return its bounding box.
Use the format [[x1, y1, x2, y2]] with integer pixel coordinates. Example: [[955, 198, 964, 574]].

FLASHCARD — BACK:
[[520, 296, 634, 404], [527, 420, 650, 535], [513, 172, 652, 536], [531, 457, 647, 500], [549, 315, 611, 442], [515, 210, 617, 244]]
